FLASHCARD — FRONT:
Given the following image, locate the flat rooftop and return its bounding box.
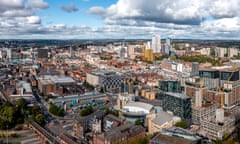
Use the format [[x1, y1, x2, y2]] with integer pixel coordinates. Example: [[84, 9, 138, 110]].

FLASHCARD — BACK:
[[125, 101, 153, 112], [49, 92, 106, 102], [38, 75, 75, 84], [91, 70, 116, 76], [153, 111, 176, 126], [200, 65, 239, 72], [151, 133, 194, 144], [165, 92, 190, 99]]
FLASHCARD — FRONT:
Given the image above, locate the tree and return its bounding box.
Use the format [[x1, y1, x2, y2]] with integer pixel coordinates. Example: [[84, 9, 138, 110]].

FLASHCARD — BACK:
[[175, 121, 187, 129], [32, 105, 42, 116], [135, 119, 142, 125], [16, 98, 27, 108], [35, 114, 45, 126], [106, 108, 118, 117], [210, 48, 215, 57], [215, 138, 223, 144], [49, 103, 64, 117], [1, 106, 16, 124], [0, 103, 17, 129], [83, 81, 94, 90], [80, 106, 93, 116]]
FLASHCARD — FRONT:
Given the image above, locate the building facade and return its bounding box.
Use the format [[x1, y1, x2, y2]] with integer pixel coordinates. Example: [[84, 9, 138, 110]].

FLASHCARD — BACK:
[[86, 70, 123, 92], [152, 35, 161, 53], [162, 92, 191, 121], [159, 80, 180, 93]]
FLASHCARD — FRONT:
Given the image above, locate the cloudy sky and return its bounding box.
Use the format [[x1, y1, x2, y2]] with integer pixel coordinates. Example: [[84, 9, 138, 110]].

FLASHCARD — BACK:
[[0, 0, 240, 39]]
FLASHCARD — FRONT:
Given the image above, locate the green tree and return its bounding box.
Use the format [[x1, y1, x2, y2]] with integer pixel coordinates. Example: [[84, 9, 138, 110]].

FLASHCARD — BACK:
[[83, 81, 94, 90], [35, 113, 45, 126], [0, 103, 18, 129], [32, 105, 41, 115], [80, 106, 93, 116], [106, 108, 119, 117], [135, 119, 142, 125], [175, 121, 187, 129], [1, 106, 16, 123], [170, 55, 177, 60], [16, 98, 27, 108], [49, 103, 64, 117], [215, 138, 223, 144], [210, 48, 216, 57]]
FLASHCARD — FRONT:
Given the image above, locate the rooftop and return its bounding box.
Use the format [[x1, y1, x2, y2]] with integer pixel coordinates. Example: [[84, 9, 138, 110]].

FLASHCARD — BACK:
[[200, 65, 239, 72], [125, 101, 153, 112], [49, 92, 106, 102], [152, 111, 176, 126], [165, 92, 190, 99], [151, 133, 194, 144], [151, 127, 201, 144], [16, 81, 32, 93], [38, 75, 75, 84], [103, 123, 145, 141], [91, 70, 116, 76]]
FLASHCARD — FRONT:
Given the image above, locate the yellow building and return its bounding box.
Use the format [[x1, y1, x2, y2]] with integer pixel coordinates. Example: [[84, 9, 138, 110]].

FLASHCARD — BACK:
[[144, 48, 154, 62], [147, 111, 181, 135], [141, 90, 156, 100]]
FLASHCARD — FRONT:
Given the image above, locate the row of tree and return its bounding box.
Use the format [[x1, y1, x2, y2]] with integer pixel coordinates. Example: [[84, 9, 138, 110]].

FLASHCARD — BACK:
[[176, 55, 225, 66], [79, 106, 93, 116], [0, 98, 45, 130]]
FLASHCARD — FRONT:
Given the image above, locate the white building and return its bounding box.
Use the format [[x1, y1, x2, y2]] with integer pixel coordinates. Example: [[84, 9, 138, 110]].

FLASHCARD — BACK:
[[200, 48, 211, 56], [0, 50, 2, 59], [228, 47, 238, 58], [7, 48, 11, 59], [122, 102, 154, 116], [152, 35, 161, 53]]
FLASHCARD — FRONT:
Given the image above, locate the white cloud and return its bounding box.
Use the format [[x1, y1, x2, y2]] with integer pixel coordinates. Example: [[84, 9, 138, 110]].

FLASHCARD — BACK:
[[89, 0, 240, 26], [88, 6, 105, 15], [60, 3, 79, 13], [27, 0, 49, 9], [209, 0, 240, 18], [90, 0, 207, 25], [26, 16, 41, 24], [1, 0, 240, 39], [0, 0, 24, 8], [1, 9, 33, 17], [201, 17, 240, 32]]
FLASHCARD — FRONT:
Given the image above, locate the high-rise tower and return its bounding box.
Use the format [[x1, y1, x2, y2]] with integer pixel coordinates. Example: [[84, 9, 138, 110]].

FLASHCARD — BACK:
[[152, 35, 161, 53]]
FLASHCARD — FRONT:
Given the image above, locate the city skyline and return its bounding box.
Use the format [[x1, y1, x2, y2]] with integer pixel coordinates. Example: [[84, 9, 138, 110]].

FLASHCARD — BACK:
[[0, 0, 240, 39]]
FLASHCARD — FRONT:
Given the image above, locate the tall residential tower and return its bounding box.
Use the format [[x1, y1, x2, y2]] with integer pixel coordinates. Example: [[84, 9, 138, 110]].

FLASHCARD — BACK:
[[152, 35, 161, 53]]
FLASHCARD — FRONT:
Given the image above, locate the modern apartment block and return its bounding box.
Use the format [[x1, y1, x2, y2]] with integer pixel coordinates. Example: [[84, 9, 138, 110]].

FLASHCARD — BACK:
[[199, 69, 220, 89], [159, 80, 180, 93], [152, 35, 161, 53], [215, 47, 238, 58], [162, 92, 191, 121], [199, 66, 240, 89]]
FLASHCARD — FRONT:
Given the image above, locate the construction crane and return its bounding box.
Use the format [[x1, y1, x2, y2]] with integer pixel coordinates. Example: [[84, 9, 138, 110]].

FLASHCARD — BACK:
[[218, 66, 239, 109]]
